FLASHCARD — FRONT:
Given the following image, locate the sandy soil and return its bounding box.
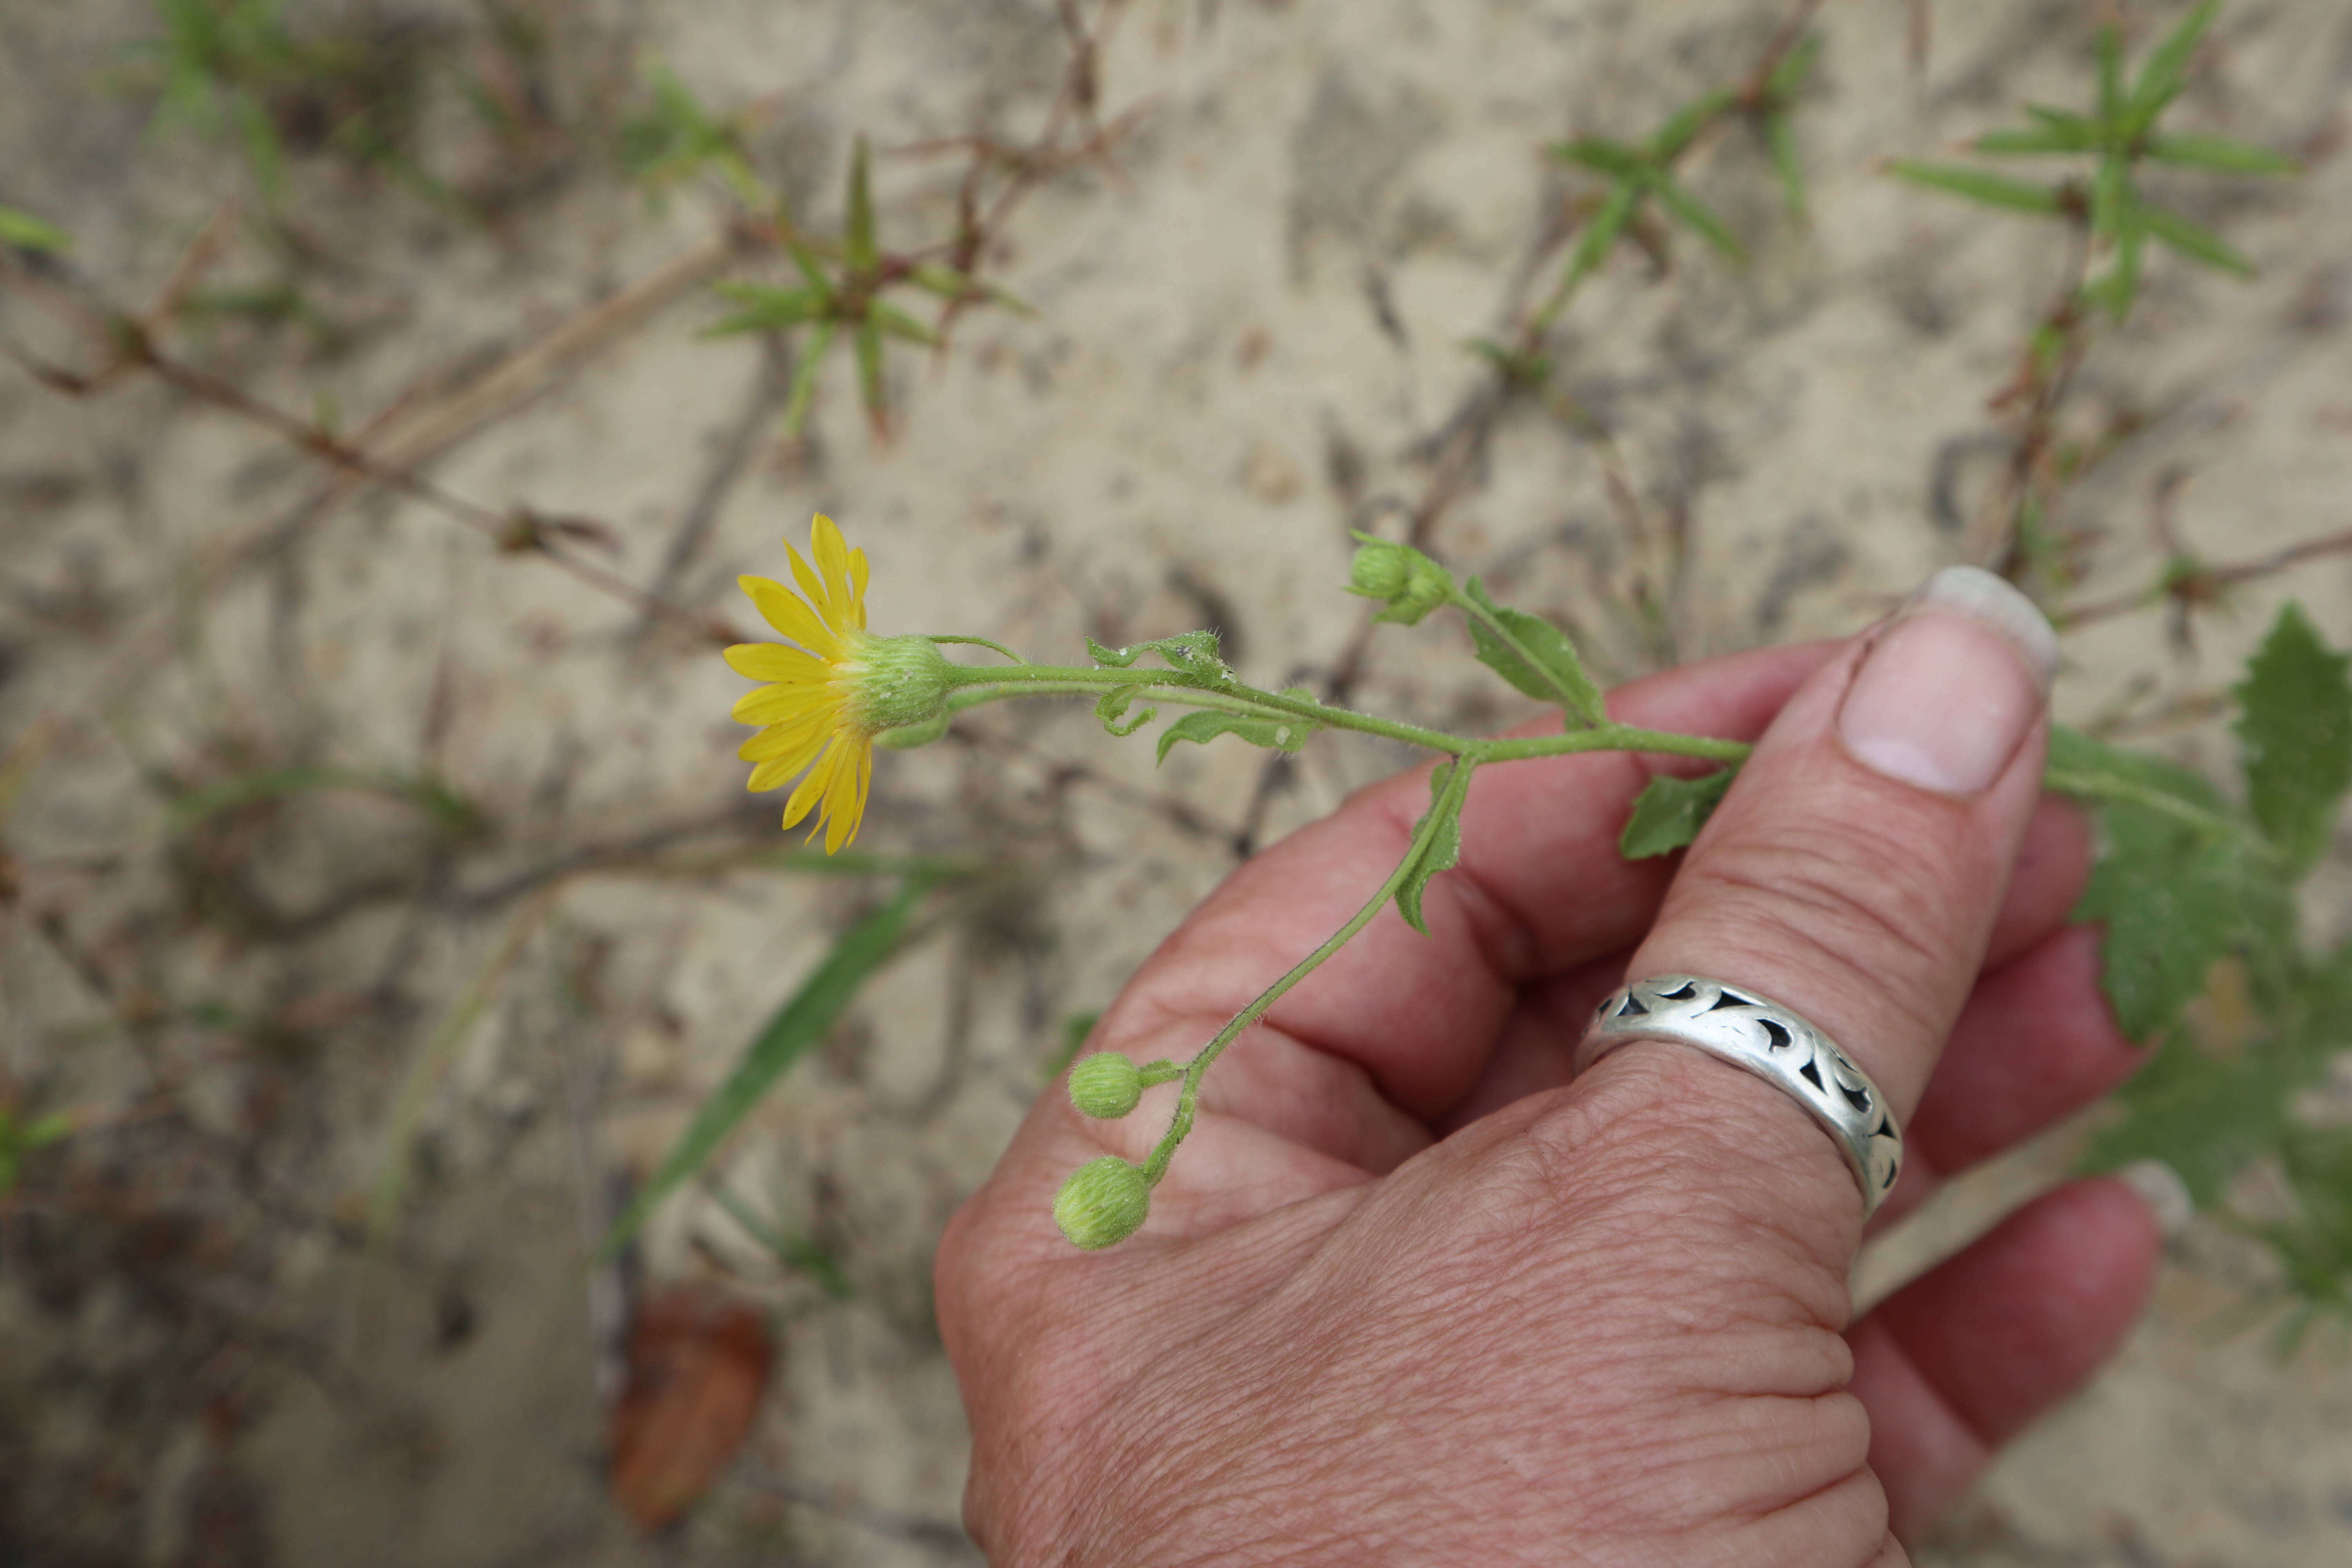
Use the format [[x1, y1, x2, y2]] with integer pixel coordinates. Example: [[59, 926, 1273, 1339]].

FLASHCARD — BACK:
[[3, 0, 2350, 1563]]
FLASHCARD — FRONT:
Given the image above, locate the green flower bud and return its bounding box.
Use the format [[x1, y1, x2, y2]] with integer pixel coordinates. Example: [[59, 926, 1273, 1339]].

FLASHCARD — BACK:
[[1067, 1053, 1143, 1118], [1053, 1156, 1151, 1250], [846, 634, 956, 736], [1347, 540, 1413, 600], [1344, 534, 1454, 626]]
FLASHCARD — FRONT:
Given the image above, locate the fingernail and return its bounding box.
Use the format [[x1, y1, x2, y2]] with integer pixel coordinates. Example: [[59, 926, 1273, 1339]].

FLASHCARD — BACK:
[[2117, 1158, 2195, 1240], [1838, 566, 2058, 795]]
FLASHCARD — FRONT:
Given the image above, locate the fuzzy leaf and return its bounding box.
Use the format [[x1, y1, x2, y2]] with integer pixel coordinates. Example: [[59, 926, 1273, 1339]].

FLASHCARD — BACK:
[[1085, 630, 1228, 678], [2139, 203, 2253, 275], [1395, 762, 1470, 936], [1887, 162, 2063, 214], [1155, 709, 1315, 764], [1463, 580, 1606, 726], [1619, 767, 1739, 859], [2140, 132, 2299, 175], [2235, 603, 2352, 874], [1095, 685, 1154, 738], [2080, 1023, 2305, 1205]]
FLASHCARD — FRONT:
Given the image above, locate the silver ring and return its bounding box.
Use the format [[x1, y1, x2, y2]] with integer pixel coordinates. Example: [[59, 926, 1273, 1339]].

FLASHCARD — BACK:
[[1576, 974, 1904, 1219]]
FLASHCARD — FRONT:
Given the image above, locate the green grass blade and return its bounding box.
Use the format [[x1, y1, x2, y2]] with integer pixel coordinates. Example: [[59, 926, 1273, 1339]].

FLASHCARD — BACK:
[[706, 283, 826, 334], [853, 315, 886, 423], [870, 301, 941, 346], [1763, 112, 1806, 218], [1646, 89, 1735, 161], [0, 204, 72, 254], [599, 880, 929, 1260], [1651, 174, 1743, 259], [1886, 162, 2063, 214], [2128, 0, 2219, 129], [844, 136, 877, 274], [780, 317, 836, 437], [1564, 181, 1639, 289], [1975, 123, 2100, 155], [1765, 33, 1822, 100], [2096, 24, 2124, 121], [2140, 202, 2253, 275], [1550, 137, 1647, 179], [2090, 154, 2129, 240], [2141, 132, 2299, 175]]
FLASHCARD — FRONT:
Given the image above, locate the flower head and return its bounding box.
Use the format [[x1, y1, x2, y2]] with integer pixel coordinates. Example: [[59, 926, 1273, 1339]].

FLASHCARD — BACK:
[[726, 515, 950, 852]]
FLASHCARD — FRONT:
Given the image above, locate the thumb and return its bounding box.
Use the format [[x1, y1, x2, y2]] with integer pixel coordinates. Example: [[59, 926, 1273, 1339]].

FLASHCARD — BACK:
[[1611, 566, 2059, 1240]]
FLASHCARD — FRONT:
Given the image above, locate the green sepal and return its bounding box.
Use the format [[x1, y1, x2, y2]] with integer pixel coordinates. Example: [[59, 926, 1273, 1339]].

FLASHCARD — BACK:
[[1618, 766, 1739, 859], [1155, 709, 1315, 765], [2234, 603, 2352, 876], [1463, 579, 1606, 727], [1395, 762, 1471, 936]]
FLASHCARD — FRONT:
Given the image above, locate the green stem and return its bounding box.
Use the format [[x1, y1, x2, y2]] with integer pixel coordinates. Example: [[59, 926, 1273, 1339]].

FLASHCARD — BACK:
[[1139, 759, 1478, 1184]]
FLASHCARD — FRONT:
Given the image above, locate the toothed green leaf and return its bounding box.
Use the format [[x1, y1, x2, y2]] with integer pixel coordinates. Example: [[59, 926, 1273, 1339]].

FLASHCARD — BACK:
[[2235, 603, 2352, 875]]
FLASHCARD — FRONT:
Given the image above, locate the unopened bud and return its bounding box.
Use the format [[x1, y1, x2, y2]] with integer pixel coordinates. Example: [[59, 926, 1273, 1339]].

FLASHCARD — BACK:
[[1345, 534, 1453, 626], [1053, 1156, 1151, 1250], [1068, 1053, 1143, 1118]]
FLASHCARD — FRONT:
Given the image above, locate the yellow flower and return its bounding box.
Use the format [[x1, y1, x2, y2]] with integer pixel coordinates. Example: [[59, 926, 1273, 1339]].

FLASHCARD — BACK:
[[724, 514, 884, 853]]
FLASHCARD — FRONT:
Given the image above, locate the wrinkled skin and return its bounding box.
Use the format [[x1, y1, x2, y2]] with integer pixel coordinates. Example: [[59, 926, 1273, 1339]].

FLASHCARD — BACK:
[[938, 633, 2159, 1567]]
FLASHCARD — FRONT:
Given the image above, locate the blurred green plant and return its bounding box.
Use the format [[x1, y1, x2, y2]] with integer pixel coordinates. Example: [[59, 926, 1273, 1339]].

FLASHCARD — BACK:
[[0, 203, 73, 255], [703, 138, 1022, 441], [128, 0, 448, 209], [1889, 0, 2295, 321], [1525, 32, 1822, 340], [0, 1103, 75, 1196]]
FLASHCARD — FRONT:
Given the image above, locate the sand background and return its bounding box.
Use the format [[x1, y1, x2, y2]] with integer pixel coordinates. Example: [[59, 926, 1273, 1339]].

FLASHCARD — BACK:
[[3, 0, 2350, 1563]]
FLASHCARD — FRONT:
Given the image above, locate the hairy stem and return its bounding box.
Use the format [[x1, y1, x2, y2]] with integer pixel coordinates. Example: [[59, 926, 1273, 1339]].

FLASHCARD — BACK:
[[1139, 759, 1479, 1184]]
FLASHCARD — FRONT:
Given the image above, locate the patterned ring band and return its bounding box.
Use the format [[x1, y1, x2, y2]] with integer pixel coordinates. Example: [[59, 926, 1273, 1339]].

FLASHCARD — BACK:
[[1575, 974, 1904, 1220]]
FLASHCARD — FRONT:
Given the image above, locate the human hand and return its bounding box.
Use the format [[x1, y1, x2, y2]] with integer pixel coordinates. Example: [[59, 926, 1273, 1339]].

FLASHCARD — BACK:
[[936, 569, 2163, 1566]]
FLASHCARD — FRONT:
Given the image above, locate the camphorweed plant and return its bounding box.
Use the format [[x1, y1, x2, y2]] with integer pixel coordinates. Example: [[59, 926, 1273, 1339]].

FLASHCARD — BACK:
[[724, 516, 2352, 1321]]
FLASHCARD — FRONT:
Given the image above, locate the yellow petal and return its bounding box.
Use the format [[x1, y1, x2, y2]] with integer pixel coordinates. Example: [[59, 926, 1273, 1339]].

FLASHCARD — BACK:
[[812, 514, 849, 595], [724, 643, 829, 683], [847, 548, 870, 631], [739, 709, 832, 763], [785, 541, 840, 633], [821, 741, 867, 853], [733, 682, 837, 725], [746, 752, 805, 792], [738, 575, 839, 657], [781, 735, 843, 830]]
